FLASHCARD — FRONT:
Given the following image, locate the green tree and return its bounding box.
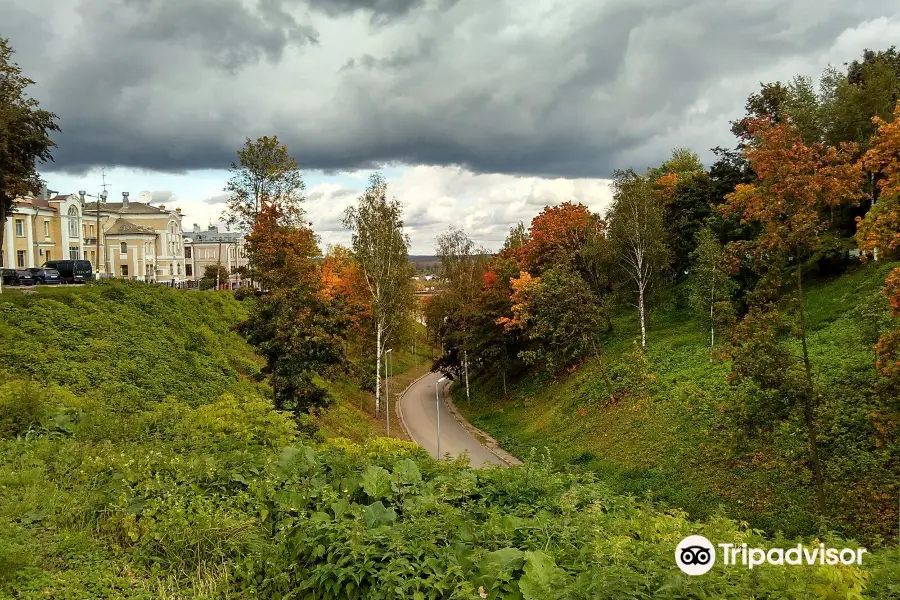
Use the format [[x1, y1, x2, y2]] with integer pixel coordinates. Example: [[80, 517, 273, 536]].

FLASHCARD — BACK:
[[689, 227, 737, 350], [0, 38, 59, 295], [222, 135, 306, 232], [342, 173, 414, 417], [502, 266, 605, 372], [199, 264, 230, 290], [607, 169, 669, 348], [435, 226, 489, 399]]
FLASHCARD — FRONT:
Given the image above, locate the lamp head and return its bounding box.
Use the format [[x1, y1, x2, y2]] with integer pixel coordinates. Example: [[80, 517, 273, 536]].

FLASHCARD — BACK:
[[78, 190, 86, 201], [100, 190, 108, 201]]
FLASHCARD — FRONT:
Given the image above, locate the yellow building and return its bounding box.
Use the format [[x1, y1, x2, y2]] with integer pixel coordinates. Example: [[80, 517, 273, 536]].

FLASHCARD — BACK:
[[2, 192, 84, 268], [2, 188, 186, 282]]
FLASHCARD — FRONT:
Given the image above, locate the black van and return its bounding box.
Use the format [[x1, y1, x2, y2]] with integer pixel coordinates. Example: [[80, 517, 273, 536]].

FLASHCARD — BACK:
[[43, 260, 93, 284]]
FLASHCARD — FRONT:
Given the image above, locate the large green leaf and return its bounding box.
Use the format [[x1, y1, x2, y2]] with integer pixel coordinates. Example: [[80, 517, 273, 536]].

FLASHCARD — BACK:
[[518, 551, 565, 600], [361, 465, 392, 499], [363, 501, 397, 528]]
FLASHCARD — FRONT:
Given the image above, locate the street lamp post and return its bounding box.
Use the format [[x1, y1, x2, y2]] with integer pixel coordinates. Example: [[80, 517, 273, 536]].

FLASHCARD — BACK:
[[79, 189, 108, 278], [436, 376, 448, 459], [384, 348, 393, 436]]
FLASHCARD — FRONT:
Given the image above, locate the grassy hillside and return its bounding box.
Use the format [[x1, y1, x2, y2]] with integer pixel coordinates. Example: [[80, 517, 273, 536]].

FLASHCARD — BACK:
[[454, 262, 900, 544], [0, 281, 897, 597], [0, 281, 428, 443]]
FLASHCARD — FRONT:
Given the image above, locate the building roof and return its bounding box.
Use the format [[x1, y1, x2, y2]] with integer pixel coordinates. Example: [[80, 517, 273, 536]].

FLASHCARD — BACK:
[[83, 201, 171, 215], [104, 220, 157, 235], [183, 230, 245, 243]]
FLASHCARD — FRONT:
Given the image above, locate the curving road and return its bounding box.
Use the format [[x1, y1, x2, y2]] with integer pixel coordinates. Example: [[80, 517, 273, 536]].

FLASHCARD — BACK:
[[399, 371, 505, 468]]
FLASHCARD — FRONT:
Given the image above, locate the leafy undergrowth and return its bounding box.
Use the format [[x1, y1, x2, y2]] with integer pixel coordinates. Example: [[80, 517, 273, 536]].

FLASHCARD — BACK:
[[0, 281, 897, 597], [455, 262, 900, 545], [0, 382, 896, 598]]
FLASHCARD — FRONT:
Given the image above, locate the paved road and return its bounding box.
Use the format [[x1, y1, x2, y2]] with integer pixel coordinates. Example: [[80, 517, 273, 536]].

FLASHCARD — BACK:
[[399, 371, 505, 467]]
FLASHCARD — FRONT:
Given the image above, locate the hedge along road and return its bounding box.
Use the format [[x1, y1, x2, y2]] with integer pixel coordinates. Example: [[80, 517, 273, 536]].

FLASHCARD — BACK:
[[398, 371, 506, 468]]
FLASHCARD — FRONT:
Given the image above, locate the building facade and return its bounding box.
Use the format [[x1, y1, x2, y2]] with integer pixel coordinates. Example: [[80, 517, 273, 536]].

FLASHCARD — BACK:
[[2, 188, 186, 282], [2, 193, 86, 269], [182, 224, 249, 286]]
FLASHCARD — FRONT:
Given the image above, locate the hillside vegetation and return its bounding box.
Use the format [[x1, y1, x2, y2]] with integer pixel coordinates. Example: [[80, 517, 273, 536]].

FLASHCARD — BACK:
[[454, 262, 900, 543], [1, 282, 897, 598]]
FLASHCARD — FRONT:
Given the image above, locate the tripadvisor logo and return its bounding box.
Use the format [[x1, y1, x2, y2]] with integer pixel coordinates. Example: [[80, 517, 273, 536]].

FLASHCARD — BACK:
[[676, 535, 716, 575], [675, 535, 867, 576]]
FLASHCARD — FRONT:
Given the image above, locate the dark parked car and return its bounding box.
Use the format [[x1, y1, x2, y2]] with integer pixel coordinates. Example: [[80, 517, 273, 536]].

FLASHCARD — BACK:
[[1, 268, 35, 286], [42, 260, 93, 284], [27, 267, 61, 285]]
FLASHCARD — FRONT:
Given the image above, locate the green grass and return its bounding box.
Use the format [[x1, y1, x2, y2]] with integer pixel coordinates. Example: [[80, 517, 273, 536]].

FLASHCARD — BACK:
[[455, 262, 900, 544]]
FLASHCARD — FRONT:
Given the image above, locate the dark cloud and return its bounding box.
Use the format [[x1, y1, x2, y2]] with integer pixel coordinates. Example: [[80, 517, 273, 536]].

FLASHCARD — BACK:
[[3, 0, 898, 178]]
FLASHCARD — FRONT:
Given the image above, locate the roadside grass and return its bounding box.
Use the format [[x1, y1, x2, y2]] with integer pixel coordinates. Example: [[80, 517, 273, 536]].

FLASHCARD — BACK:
[[455, 261, 900, 543]]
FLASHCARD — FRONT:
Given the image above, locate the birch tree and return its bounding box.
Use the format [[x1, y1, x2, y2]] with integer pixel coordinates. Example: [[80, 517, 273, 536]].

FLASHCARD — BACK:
[[607, 169, 668, 348], [688, 226, 737, 350], [222, 136, 305, 232], [342, 173, 413, 417], [435, 226, 489, 400]]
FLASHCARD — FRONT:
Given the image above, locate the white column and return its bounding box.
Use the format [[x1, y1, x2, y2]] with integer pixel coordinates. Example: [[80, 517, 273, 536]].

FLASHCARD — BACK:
[[61, 210, 69, 258], [78, 214, 84, 260], [25, 213, 34, 267], [132, 244, 138, 279], [4, 218, 14, 268]]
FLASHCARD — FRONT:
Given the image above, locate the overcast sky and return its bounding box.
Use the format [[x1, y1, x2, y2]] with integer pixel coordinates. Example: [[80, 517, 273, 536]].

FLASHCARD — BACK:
[[3, 0, 899, 253]]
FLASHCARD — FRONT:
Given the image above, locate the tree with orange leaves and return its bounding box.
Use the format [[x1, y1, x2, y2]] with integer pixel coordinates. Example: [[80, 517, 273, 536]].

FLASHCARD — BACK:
[[721, 117, 863, 514], [239, 203, 346, 416], [857, 101, 900, 383], [521, 201, 594, 273]]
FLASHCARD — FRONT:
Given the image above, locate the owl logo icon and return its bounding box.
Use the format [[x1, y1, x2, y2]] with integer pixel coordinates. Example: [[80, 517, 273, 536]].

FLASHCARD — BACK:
[[675, 535, 716, 575]]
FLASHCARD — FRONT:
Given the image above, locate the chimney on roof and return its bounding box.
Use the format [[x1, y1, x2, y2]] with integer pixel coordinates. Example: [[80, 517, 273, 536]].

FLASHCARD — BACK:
[[175, 207, 181, 215], [159, 205, 165, 211], [208, 224, 217, 232], [193, 223, 200, 234], [122, 191, 130, 209]]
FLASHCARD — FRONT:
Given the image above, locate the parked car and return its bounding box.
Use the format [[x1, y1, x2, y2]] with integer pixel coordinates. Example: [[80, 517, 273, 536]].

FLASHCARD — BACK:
[[27, 267, 61, 285], [42, 260, 93, 284], [1, 268, 36, 286]]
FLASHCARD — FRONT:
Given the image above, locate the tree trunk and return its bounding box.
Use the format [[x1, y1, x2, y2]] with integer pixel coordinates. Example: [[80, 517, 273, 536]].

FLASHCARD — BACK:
[[796, 266, 827, 514], [502, 368, 507, 397], [464, 350, 470, 401], [638, 286, 647, 349], [709, 274, 716, 358], [0, 201, 5, 295], [375, 322, 382, 417]]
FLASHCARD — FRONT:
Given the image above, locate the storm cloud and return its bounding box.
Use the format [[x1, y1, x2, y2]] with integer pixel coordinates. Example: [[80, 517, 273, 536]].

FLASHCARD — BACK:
[[2, 0, 899, 178]]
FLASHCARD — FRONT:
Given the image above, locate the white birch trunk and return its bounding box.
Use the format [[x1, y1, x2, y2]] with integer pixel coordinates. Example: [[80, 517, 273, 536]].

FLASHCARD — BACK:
[[638, 287, 646, 349], [375, 322, 382, 417], [464, 350, 470, 401]]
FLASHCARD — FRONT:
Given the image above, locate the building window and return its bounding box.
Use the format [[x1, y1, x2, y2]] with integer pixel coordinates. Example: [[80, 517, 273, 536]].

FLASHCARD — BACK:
[[90, 251, 95, 263], [185, 264, 193, 277], [16, 250, 25, 267], [185, 247, 192, 259], [121, 265, 129, 277], [0, 250, 4, 267], [89, 224, 94, 237], [69, 247, 79, 260], [120, 242, 127, 254], [43, 220, 50, 238], [44, 251, 50, 262], [15, 219, 24, 237], [67, 206, 79, 237]]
